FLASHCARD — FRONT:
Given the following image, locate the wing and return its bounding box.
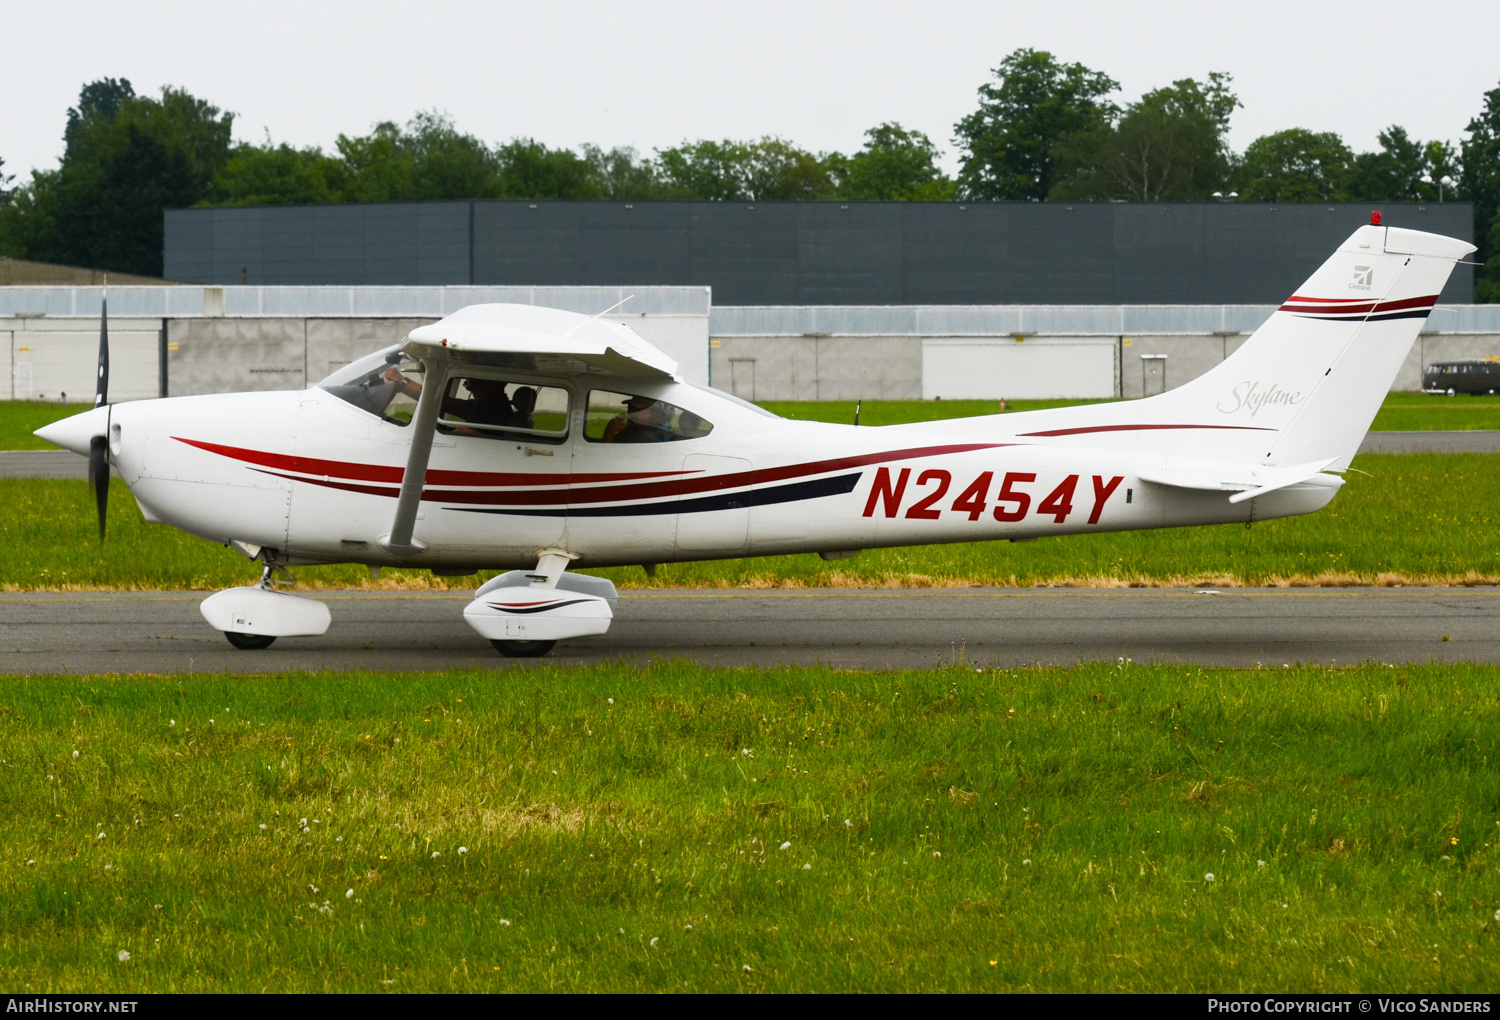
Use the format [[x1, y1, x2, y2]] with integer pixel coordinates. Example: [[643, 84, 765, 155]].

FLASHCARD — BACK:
[[402, 303, 678, 380], [381, 303, 678, 555]]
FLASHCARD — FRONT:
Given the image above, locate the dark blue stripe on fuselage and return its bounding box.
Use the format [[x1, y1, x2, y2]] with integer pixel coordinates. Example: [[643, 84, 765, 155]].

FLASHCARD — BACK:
[[1292, 309, 1433, 322], [449, 472, 862, 518]]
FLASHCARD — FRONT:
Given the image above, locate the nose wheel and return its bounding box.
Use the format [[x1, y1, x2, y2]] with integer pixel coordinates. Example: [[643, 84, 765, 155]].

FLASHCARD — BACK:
[[226, 631, 277, 650]]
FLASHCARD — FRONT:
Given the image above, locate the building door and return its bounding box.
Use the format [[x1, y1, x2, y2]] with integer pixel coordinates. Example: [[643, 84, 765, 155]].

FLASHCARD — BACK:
[[1141, 354, 1168, 397]]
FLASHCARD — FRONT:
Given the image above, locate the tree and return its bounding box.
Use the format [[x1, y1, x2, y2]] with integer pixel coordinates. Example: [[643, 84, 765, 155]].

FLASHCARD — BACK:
[[494, 139, 601, 199], [64, 78, 135, 155], [206, 142, 346, 206], [1235, 129, 1353, 202], [656, 140, 752, 200], [1051, 73, 1238, 201], [1346, 126, 1427, 201], [579, 144, 683, 200], [827, 122, 957, 200], [2, 81, 233, 275], [952, 48, 1118, 201], [1462, 80, 1500, 279], [655, 137, 833, 201]]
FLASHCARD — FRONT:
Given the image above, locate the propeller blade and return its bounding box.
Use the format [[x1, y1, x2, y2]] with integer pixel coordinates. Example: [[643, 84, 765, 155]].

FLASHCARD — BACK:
[[89, 434, 109, 541], [94, 278, 109, 408]]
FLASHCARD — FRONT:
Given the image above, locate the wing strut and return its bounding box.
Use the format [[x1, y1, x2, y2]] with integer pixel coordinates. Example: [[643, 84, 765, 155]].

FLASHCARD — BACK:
[[380, 353, 450, 556]]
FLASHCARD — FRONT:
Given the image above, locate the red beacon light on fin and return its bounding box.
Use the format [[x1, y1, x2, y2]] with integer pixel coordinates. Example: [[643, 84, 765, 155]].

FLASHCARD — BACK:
[[1370, 210, 1382, 225]]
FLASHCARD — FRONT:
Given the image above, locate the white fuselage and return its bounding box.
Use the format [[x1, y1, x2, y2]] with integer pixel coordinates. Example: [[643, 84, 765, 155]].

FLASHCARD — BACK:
[[100, 378, 1338, 572]]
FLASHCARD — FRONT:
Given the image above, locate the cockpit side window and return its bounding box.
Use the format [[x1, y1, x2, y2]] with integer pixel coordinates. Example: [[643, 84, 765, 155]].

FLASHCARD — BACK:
[[584, 390, 714, 444], [437, 377, 570, 443]]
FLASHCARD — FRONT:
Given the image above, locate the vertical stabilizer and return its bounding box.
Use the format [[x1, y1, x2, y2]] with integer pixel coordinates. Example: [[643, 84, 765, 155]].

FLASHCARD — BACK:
[[1138, 223, 1473, 469]]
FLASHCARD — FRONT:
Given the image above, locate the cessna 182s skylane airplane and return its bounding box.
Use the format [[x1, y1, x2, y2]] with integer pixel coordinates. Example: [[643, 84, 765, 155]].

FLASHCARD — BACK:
[[37, 219, 1473, 657]]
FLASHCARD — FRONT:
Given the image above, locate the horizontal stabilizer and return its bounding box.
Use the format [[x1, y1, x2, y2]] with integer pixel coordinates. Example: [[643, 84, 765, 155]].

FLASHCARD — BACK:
[[1140, 458, 1336, 504]]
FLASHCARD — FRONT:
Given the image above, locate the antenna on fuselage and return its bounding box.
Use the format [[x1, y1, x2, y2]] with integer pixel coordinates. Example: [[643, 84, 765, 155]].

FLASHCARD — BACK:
[[560, 295, 636, 339], [592, 294, 635, 318]]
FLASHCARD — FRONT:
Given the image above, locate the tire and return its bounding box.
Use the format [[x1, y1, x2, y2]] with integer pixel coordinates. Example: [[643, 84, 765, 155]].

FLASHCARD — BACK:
[[1447, 388, 1456, 396], [491, 639, 556, 658], [225, 631, 277, 650]]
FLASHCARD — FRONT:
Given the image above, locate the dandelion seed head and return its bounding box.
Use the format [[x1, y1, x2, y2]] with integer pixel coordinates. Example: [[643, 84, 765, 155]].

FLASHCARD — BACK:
[[458, 846, 468, 854], [1205, 873, 1215, 882], [650, 937, 659, 948], [169, 720, 175, 727], [1022, 859, 1031, 865], [742, 964, 752, 973], [501, 919, 512, 926], [933, 851, 941, 858], [72, 750, 78, 759], [1258, 860, 1266, 868], [431, 851, 440, 859], [346, 889, 354, 899], [259, 824, 267, 830], [117, 951, 130, 962], [779, 841, 791, 851], [608, 698, 614, 704], [803, 863, 811, 870]]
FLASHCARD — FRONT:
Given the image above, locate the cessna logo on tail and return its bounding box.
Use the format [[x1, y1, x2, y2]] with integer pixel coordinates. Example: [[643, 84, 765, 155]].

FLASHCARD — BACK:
[[1349, 266, 1373, 291]]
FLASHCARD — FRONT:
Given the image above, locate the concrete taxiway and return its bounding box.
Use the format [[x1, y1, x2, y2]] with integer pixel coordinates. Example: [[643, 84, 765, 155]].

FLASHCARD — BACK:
[[3, 587, 1497, 674]]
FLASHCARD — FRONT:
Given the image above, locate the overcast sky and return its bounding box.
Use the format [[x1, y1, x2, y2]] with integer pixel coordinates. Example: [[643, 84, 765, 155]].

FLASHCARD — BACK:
[[5, 0, 1498, 180]]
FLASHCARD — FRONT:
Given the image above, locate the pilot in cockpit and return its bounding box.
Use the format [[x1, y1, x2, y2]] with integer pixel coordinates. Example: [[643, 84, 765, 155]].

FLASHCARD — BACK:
[[604, 394, 673, 443], [384, 368, 513, 431]]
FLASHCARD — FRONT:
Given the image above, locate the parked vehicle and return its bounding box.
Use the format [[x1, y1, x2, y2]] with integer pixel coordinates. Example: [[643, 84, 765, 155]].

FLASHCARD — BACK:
[[1422, 359, 1500, 395]]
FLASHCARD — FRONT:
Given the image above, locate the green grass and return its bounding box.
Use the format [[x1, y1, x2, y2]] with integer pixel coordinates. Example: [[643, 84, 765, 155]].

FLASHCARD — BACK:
[[4, 453, 1498, 591], [8, 393, 1500, 454], [2, 661, 1496, 992], [1371, 392, 1500, 432]]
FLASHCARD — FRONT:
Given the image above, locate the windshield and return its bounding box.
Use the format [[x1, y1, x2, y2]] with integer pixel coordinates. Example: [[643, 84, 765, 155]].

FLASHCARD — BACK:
[[318, 345, 427, 425]]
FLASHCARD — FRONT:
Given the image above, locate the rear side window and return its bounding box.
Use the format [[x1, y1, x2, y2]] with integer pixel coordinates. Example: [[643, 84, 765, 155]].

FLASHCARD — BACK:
[[584, 390, 713, 444]]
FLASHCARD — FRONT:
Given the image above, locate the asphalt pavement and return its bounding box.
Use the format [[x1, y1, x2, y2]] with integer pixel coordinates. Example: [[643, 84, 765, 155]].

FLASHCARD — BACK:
[[3, 587, 1497, 674]]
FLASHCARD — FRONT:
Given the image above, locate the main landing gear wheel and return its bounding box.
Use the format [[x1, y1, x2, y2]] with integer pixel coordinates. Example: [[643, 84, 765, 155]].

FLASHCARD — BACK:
[[225, 632, 277, 650], [491, 639, 556, 658]]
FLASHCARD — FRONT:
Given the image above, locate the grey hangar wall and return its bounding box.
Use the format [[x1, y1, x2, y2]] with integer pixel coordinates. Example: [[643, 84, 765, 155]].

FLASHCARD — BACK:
[[164, 201, 1474, 306], [6, 287, 1500, 405]]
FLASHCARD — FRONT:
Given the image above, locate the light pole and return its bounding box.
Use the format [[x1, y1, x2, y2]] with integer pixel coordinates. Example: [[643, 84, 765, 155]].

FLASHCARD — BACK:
[[1421, 174, 1455, 202]]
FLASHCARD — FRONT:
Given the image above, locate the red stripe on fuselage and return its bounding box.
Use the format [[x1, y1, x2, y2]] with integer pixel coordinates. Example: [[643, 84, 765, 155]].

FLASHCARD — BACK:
[[172, 436, 693, 486], [249, 442, 1010, 507], [1018, 424, 1274, 438]]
